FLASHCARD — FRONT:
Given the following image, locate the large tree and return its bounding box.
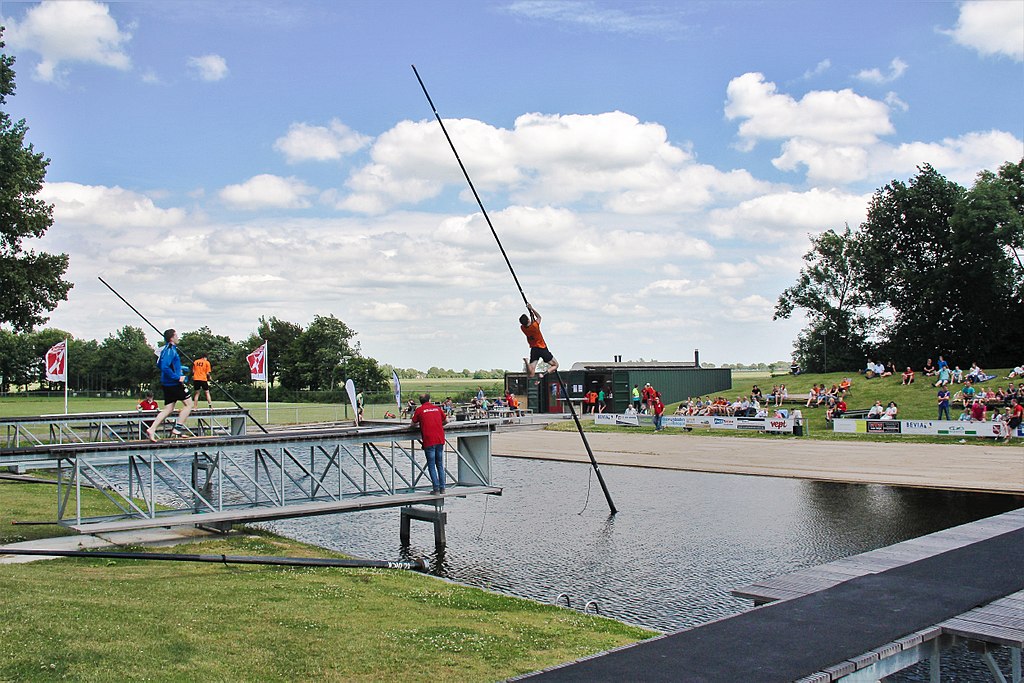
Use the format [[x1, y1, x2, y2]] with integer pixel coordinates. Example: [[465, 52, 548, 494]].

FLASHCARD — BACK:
[[774, 225, 872, 372], [779, 162, 1024, 371], [0, 29, 71, 331]]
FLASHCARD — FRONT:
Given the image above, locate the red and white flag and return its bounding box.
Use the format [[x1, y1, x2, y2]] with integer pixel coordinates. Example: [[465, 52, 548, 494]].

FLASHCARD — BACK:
[[45, 341, 67, 382], [247, 342, 267, 381]]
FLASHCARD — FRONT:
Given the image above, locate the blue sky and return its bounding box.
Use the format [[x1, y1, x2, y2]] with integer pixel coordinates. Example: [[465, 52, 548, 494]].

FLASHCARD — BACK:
[[2, 0, 1022, 370]]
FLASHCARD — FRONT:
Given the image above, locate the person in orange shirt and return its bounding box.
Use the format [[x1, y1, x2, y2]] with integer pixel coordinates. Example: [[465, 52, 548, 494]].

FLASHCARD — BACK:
[[192, 353, 213, 409], [519, 303, 558, 377]]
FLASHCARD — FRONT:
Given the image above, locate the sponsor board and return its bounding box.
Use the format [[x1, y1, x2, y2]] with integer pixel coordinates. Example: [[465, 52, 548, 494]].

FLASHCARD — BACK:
[[866, 420, 902, 434], [595, 414, 797, 433], [833, 418, 1019, 438]]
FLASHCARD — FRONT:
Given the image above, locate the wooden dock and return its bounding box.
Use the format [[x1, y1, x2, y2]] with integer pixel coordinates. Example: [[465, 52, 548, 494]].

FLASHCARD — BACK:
[[733, 507, 1024, 682], [520, 507, 1024, 682]]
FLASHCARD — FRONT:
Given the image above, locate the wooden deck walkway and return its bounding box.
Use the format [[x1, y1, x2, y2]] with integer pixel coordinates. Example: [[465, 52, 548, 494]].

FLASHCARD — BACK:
[[520, 507, 1024, 682], [733, 507, 1024, 681]]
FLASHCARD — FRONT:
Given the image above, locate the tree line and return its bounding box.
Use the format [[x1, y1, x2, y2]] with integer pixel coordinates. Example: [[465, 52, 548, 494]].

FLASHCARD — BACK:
[[775, 160, 1024, 373], [0, 315, 390, 396]]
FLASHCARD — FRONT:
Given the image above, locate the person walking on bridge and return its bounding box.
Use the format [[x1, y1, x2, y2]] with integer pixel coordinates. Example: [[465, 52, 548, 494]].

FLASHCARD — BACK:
[[520, 303, 558, 378], [146, 329, 194, 441], [412, 393, 448, 495]]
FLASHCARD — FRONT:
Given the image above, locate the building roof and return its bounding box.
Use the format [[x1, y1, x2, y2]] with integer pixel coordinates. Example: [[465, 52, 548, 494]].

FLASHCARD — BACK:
[[568, 361, 699, 371]]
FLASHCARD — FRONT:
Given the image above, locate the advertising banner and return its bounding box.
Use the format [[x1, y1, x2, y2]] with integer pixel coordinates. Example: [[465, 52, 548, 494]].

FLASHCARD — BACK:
[[833, 418, 1019, 438], [595, 413, 798, 433]]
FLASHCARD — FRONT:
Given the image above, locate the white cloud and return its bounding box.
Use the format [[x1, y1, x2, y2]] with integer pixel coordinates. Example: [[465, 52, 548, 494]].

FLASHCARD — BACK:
[[725, 72, 1021, 185], [884, 92, 909, 112], [706, 188, 871, 240], [3, 0, 131, 82], [274, 119, 371, 163], [854, 57, 908, 84], [802, 59, 831, 79], [361, 302, 419, 321], [725, 72, 894, 149], [219, 174, 317, 209], [503, 1, 689, 35], [946, 0, 1024, 61], [187, 54, 229, 81], [40, 182, 186, 229], [338, 111, 767, 215], [772, 130, 1024, 185]]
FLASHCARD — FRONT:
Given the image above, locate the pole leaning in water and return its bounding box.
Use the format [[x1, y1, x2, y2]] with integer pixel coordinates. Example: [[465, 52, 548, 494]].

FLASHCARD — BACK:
[[411, 64, 617, 514], [97, 276, 270, 434]]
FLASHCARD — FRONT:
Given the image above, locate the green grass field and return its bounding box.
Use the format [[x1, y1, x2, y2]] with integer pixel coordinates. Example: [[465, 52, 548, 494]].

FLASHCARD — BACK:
[[0, 482, 651, 681]]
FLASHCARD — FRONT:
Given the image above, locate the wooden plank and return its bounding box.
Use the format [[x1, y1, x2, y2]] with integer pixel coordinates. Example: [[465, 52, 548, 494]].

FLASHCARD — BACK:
[[940, 618, 1024, 647]]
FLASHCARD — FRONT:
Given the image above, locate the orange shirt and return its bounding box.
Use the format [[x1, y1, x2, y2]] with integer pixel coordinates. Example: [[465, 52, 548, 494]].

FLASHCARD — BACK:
[[192, 358, 211, 381], [521, 321, 546, 349]]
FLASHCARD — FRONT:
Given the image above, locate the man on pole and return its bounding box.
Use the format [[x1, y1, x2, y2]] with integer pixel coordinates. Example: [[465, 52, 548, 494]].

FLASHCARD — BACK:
[[519, 303, 558, 378]]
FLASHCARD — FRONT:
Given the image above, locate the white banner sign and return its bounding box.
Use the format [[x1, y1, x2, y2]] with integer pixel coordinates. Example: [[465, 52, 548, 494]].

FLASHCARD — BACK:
[[833, 418, 1020, 438], [595, 413, 798, 433]]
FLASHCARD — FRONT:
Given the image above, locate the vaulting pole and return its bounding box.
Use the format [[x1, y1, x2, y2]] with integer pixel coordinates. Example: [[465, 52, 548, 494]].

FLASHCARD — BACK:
[[412, 65, 617, 514], [97, 276, 269, 434]]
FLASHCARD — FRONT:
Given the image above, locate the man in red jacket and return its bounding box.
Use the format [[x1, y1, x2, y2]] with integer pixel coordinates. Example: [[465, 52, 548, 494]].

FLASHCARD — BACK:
[[412, 393, 448, 494]]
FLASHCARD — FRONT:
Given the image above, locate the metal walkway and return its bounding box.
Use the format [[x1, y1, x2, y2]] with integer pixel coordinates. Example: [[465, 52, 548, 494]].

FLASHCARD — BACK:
[[521, 507, 1024, 682], [1, 408, 249, 447], [1, 420, 499, 533]]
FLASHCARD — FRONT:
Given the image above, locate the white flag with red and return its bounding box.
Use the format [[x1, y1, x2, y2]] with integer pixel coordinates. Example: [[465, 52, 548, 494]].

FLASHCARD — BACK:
[[247, 342, 267, 381], [45, 341, 67, 382]]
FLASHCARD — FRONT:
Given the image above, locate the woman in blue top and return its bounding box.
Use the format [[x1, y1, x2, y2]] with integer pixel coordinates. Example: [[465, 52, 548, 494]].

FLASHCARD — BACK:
[[146, 329, 194, 441]]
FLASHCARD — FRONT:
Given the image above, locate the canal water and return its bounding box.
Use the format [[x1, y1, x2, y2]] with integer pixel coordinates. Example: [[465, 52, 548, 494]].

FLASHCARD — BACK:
[[264, 456, 1020, 639]]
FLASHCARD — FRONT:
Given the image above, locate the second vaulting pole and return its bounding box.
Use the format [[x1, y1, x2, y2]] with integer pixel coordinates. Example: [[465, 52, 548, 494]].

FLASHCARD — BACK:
[[411, 65, 617, 514]]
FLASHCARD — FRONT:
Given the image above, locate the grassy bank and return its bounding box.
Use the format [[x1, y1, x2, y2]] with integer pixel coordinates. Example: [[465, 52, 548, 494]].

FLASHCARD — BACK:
[[548, 368, 1022, 445], [0, 481, 652, 681]]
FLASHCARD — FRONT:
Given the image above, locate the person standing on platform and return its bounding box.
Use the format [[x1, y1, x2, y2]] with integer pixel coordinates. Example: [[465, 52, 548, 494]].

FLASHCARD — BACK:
[[147, 329, 194, 441], [412, 393, 448, 494], [192, 353, 213, 409], [519, 303, 558, 378]]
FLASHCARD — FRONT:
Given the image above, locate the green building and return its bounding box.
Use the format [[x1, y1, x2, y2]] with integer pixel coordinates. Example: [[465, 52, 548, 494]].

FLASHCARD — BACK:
[[505, 356, 732, 414]]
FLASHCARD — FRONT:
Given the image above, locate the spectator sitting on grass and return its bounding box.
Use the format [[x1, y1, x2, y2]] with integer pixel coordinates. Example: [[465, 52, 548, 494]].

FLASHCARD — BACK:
[[838, 378, 852, 394], [901, 367, 915, 385], [961, 382, 977, 407], [958, 407, 971, 421], [952, 366, 964, 383], [1008, 365, 1024, 379], [967, 363, 983, 383], [934, 365, 951, 387], [867, 400, 884, 418], [881, 401, 899, 420], [922, 358, 937, 376], [826, 397, 847, 422], [805, 386, 818, 407]]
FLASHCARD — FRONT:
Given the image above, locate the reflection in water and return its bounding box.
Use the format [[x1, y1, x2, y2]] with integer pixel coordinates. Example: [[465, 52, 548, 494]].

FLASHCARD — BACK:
[[265, 457, 1021, 635]]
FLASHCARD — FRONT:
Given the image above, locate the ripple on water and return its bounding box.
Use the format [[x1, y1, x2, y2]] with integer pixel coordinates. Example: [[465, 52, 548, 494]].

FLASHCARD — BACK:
[[264, 457, 1020, 637]]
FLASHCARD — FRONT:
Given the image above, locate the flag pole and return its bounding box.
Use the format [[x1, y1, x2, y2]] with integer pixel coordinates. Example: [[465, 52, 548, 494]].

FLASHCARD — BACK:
[[63, 337, 68, 414], [264, 340, 270, 423]]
